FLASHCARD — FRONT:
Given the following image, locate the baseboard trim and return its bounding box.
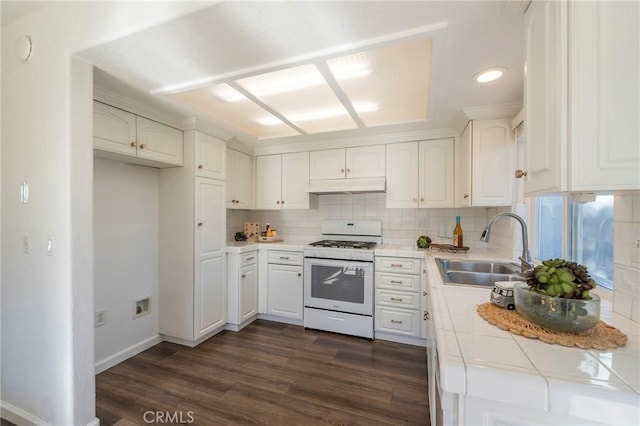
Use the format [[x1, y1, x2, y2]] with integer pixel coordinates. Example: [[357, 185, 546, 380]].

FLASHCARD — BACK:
[[374, 331, 426, 347], [1, 401, 46, 426], [95, 334, 162, 374], [225, 315, 258, 332], [257, 314, 303, 326]]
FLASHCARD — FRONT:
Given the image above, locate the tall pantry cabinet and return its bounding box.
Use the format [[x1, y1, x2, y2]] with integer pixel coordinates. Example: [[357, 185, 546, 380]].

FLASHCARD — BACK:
[[159, 129, 227, 345]]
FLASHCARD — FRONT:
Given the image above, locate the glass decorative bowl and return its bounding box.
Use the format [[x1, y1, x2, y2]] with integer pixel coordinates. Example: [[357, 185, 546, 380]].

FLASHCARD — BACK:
[[513, 282, 600, 333]]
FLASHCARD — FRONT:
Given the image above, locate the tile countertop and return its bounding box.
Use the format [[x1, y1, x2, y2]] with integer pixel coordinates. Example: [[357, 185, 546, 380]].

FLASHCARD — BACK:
[[420, 248, 640, 425], [226, 240, 311, 253]]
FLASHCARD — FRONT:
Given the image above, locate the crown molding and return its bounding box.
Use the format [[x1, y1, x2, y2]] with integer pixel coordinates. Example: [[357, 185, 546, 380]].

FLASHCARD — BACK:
[[93, 85, 184, 129], [462, 102, 523, 122], [254, 127, 457, 156]]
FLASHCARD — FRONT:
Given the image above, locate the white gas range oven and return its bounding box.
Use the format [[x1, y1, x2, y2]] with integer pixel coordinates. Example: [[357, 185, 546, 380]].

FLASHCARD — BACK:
[[303, 220, 382, 339]]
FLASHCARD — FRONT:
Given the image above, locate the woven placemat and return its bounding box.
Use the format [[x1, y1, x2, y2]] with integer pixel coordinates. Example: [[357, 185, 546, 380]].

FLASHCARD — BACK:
[[477, 302, 627, 350]]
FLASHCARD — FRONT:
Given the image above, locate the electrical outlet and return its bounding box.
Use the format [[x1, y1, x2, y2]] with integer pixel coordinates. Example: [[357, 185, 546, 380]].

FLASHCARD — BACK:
[[95, 310, 106, 327]]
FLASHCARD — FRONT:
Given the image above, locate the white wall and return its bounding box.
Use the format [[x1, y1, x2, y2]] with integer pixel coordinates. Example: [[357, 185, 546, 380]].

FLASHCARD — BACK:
[[613, 191, 640, 323], [94, 158, 160, 368], [1, 2, 210, 424]]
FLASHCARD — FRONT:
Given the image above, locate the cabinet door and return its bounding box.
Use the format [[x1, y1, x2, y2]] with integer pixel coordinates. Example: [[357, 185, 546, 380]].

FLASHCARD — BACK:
[[309, 149, 345, 180], [456, 122, 472, 207], [136, 116, 184, 166], [281, 152, 310, 210], [472, 119, 514, 206], [195, 254, 226, 339], [419, 139, 454, 208], [346, 145, 386, 178], [524, 0, 568, 195], [386, 142, 419, 208], [195, 131, 225, 180], [93, 102, 137, 156], [239, 263, 258, 322], [195, 178, 225, 258], [570, 0, 640, 191], [268, 264, 303, 320], [255, 155, 282, 210], [227, 149, 253, 209]]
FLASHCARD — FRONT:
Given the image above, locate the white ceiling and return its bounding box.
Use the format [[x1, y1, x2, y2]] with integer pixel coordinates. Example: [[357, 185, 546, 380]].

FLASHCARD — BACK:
[[78, 1, 527, 148]]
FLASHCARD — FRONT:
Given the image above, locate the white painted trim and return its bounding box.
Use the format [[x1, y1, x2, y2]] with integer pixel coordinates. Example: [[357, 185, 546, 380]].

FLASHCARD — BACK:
[[511, 108, 525, 131], [225, 315, 259, 332], [1, 401, 47, 426], [374, 331, 427, 347], [461, 102, 523, 122], [254, 128, 458, 156], [94, 86, 183, 129], [86, 418, 101, 426], [160, 326, 225, 348], [257, 313, 304, 326], [94, 334, 162, 374]]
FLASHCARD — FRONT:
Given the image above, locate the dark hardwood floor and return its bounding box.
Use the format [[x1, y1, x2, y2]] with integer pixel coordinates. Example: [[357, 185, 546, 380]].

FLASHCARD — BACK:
[[96, 320, 430, 425]]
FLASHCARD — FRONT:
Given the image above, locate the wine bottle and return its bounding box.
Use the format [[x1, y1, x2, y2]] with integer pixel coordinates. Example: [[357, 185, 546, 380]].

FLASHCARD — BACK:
[[453, 215, 463, 247]]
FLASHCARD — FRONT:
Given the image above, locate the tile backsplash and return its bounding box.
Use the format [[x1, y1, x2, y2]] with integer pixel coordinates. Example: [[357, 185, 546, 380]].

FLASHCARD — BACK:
[[613, 191, 640, 323], [228, 193, 506, 250]]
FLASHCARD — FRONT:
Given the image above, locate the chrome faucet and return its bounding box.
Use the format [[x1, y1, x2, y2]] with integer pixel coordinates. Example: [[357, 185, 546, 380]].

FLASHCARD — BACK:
[[480, 212, 534, 272]]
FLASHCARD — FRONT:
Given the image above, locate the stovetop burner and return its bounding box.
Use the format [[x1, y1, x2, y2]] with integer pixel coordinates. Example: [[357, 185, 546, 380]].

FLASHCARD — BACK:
[[309, 240, 377, 250]]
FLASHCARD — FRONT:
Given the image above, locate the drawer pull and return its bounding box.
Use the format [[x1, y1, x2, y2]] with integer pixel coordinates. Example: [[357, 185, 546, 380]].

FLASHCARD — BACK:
[[389, 280, 403, 284], [279, 256, 290, 260], [390, 297, 403, 302], [245, 256, 255, 261], [390, 263, 403, 268], [390, 320, 404, 324]]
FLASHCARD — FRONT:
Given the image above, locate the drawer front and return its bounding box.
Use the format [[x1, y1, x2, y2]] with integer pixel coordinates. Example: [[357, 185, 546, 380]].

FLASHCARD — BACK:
[[241, 251, 258, 266], [375, 272, 421, 292], [375, 256, 421, 274], [375, 306, 421, 337], [268, 250, 303, 266], [375, 289, 420, 310]]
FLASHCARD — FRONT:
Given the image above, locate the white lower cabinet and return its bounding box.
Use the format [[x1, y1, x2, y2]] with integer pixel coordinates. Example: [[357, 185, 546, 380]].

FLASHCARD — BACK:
[[267, 250, 303, 321], [374, 256, 428, 343], [227, 251, 258, 331]]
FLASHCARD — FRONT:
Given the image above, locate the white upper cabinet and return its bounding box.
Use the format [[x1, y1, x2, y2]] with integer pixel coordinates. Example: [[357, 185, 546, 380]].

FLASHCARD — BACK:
[[386, 142, 420, 208], [226, 149, 253, 209], [568, 0, 639, 191], [419, 139, 455, 208], [456, 119, 514, 207], [195, 131, 225, 180], [94, 101, 183, 167], [524, 0, 639, 194], [256, 152, 313, 210], [310, 145, 385, 180], [386, 139, 454, 209]]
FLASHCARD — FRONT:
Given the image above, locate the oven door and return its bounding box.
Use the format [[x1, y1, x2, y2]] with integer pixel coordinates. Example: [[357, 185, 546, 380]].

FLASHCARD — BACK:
[[304, 257, 373, 316]]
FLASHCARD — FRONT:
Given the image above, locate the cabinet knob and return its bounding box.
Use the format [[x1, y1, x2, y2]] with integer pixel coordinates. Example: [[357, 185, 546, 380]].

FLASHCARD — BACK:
[[346, 169, 350, 173], [463, 194, 469, 199], [298, 272, 302, 277], [341, 169, 345, 173], [424, 311, 430, 320], [130, 141, 137, 147], [420, 197, 425, 202], [197, 222, 203, 227], [241, 274, 246, 279], [423, 291, 427, 296], [515, 170, 527, 179], [139, 144, 147, 149], [198, 164, 203, 169], [281, 200, 285, 204], [413, 198, 417, 202], [276, 201, 280, 204]]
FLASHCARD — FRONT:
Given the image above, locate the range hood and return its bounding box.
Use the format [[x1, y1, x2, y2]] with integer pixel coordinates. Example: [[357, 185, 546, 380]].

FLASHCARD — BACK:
[[306, 177, 386, 194]]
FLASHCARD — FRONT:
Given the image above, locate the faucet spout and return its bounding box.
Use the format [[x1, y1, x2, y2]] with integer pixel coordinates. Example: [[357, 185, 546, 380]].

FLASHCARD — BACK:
[[480, 212, 533, 272]]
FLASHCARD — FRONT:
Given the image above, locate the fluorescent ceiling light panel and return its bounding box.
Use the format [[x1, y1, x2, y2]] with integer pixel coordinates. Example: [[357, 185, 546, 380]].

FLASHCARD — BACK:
[[169, 84, 299, 139], [210, 83, 246, 102], [237, 64, 325, 97], [327, 37, 431, 127]]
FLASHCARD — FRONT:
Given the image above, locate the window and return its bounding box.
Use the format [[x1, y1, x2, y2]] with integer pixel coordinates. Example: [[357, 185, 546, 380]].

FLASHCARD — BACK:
[[532, 194, 614, 290]]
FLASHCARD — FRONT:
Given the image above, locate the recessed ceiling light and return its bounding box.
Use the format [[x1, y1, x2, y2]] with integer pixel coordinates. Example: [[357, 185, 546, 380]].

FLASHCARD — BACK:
[[474, 67, 507, 83]]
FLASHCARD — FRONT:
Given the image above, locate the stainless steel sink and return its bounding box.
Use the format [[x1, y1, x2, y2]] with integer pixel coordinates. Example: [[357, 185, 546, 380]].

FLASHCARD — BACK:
[[437, 259, 520, 275], [435, 258, 523, 287]]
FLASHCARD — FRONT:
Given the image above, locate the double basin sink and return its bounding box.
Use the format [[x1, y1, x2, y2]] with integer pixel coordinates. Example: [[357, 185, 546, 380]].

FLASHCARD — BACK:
[[435, 258, 523, 287]]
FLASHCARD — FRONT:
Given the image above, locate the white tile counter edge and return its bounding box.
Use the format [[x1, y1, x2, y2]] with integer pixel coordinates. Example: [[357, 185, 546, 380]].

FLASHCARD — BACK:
[[226, 240, 311, 253], [419, 247, 640, 424]]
